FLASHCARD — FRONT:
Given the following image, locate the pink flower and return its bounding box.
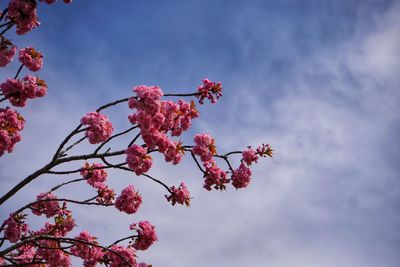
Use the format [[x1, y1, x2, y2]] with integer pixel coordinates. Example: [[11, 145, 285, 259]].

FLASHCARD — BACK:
[[192, 133, 216, 162], [106, 245, 136, 267], [196, 78, 223, 104], [0, 75, 47, 107], [203, 161, 229, 191], [166, 182, 191, 206], [36, 209, 76, 237], [81, 111, 113, 144], [30, 192, 60, 218], [36, 240, 71, 267], [130, 220, 158, 251], [232, 162, 252, 189], [163, 140, 185, 165], [96, 184, 115, 204], [242, 146, 259, 165], [70, 230, 104, 267], [12, 244, 39, 266], [0, 38, 16, 67], [3, 213, 28, 243], [137, 263, 151, 267], [8, 0, 40, 35], [115, 185, 142, 214], [128, 85, 198, 164], [0, 107, 24, 156], [81, 162, 108, 188], [126, 144, 152, 175], [18, 47, 43, 72], [256, 143, 273, 158]]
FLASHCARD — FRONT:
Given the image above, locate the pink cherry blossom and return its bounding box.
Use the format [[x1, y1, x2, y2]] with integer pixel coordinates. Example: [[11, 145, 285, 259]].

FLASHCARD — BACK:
[[193, 133, 216, 162], [12, 244, 39, 266], [36, 240, 71, 267], [166, 182, 191, 206], [203, 161, 229, 191], [0, 38, 16, 67], [106, 245, 136, 267], [96, 184, 115, 204], [196, 78, 223, 104], [130, 220, 158, 251], [163, 140, 185, 165], [70, 230, 104, 267], [8, 0, 40, 35], [81, 162, 108, 188], [36, 209, 76, 237], [3, 213, 28, 243], [115, 185, 142, 214], [0, 75, 47, 107], [0, 107, 24, 156], [18, 46, 43, 71], [232, 162, 252, 189], [81, 111, 114, 144], [126, 144, 152, 175], [242, 146, 259, 165], [256, 143, 273, 158], [30, 192, 60, 218]]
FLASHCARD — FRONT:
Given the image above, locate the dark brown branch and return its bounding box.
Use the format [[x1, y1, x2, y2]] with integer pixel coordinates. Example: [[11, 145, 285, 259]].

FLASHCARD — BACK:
[[15, 196, 112, 215], [164, 92, 200, 97], [96, 97, 130, 112], [52, 124, 83, 162], [56, 149, 126, 164], [13, 64, 23, 79], [127, 132, 141, 147], [0, 162, 54, 205], [0, 8, 8, 21], [0, 22, 13, 35]]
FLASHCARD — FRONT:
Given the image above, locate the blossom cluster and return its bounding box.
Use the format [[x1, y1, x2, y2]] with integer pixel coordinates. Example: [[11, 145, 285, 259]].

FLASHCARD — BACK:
[[70, 230, 104, 267], [128, 85, 199, 165], [115, 185, 142, 214], [8, 0, 40, 35], [130, 221, 158, 251], [0, 75, 47, 107], [3, 213, 28, 243], [81, 111, 114, 144], [196, 78, 223, 104], [126, 144, 153, 175], [0, 37, 16, 67], [165, 182, 191, 206], [0, 107, 24, 156], [81, 162, 108, 188], [18, 46, 43, 71], [30, 192, 60, 218]]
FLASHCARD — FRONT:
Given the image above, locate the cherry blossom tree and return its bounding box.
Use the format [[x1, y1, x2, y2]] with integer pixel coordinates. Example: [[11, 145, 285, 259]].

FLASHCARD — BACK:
[[0, 1, 272, 266]]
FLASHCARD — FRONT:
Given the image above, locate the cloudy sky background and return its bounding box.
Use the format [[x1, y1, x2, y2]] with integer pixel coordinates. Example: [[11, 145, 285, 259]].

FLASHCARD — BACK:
[[1, 0, 399, 266]]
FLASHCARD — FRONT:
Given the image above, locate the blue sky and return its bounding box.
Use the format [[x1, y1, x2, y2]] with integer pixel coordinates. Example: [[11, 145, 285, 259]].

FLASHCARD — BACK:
[[1, 0, 399, 266]]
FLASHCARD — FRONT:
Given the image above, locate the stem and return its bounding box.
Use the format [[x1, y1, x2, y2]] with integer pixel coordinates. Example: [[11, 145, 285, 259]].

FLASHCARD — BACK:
[[0, 22, 13, 35], [94, 125, 139, 154], [0, 21, 13, 29], [13, 64, 23, 79], [0, 8, 8, 21], [61, 136, 86, 155], [52, 124, 83, 162], [127, 132, 141, 147], [56, 149, 126, 164], [96, 97, 130, 112], [164, 92, 200, 97]]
